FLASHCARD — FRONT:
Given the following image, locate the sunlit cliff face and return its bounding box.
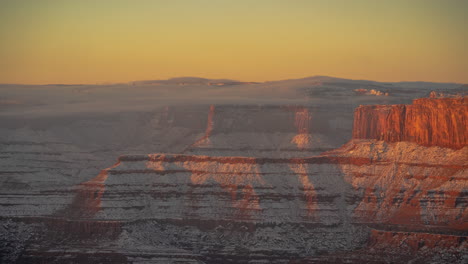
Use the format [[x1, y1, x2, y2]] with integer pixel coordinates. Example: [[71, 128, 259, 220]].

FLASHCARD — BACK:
[[353, 98, 467, 149], [334, 97, 468, 230], [333, 140, 468, 230]]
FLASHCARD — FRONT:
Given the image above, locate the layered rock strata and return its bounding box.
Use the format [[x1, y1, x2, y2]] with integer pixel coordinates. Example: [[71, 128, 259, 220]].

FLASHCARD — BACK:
[[27, 139, 464, 262], [353, 97, 467, 149], [328, 140, 468, 230], [1, 95, 467, 262], [181, 105, 344, 157], [95, 153, 360, 224]]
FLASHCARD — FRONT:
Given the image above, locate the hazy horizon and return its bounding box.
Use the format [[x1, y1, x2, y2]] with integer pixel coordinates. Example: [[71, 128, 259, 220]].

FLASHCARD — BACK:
[[1, 75, 467, 86], [1, 0, 467, 84]]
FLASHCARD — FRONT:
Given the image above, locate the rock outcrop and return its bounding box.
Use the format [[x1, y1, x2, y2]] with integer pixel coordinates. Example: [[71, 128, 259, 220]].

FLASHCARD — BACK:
[[328, 140, 468, 230], [352, 97, 467, 149], [346, 96, 468, 231]]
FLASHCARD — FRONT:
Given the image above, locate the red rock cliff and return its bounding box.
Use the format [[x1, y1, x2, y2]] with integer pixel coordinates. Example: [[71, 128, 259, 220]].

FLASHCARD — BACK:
[[352, 97, 467, 149]]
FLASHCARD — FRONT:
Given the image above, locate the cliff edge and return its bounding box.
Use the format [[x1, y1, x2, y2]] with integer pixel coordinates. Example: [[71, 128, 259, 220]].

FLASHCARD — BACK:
[[352, 97, 467, 149]]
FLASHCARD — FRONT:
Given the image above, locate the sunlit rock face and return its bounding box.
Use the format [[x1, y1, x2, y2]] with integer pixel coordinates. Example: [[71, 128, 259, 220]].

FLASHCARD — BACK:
[[345, 96, 468, 230], [328, 140, 468, 230], [353, 97, 467, 149]]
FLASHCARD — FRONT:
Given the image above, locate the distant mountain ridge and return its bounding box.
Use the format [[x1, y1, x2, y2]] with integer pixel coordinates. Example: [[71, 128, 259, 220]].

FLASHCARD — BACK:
[[131, 75, 465, 86], [130, 77, 258, 86], [126, 76, 466, 93], [1, 75, 465, 87]]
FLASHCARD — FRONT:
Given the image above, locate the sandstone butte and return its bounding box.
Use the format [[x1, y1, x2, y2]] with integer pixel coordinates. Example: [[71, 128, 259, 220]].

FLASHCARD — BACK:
[[352, 97, 467, 149]]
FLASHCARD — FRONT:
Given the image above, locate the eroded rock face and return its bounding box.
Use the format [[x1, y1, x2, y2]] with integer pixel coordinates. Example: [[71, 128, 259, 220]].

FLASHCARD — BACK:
[[1, 94, 467, 262], [41, 138, 465, 261], [352, 97, 467, 149], [5, 152, 371, 263], [79, 139, 467, 231], [324, 97, 467, 261], [345, 96, 468, 233], [181, 105, 344, 157], [328, 140, 468, 230], [95, 154, 360, 224]]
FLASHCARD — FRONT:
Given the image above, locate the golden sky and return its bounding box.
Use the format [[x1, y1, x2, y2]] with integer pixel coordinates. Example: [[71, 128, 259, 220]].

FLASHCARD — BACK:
[[1, 0, 467, 84]]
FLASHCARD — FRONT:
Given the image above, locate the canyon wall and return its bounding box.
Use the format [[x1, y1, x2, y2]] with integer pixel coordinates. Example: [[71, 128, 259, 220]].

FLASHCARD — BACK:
[[352, 97, 467, 149], [180, 104, 351, 157], [2, 95, 467, 262], [94, 153, 360, 224], [32, 141, 464, 262], [328, 140, 468, 230], [346, 96, 468, 231]]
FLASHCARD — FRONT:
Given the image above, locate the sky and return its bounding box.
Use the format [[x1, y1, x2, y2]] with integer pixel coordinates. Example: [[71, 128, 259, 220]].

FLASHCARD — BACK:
[[0, 0, 467, 84]]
